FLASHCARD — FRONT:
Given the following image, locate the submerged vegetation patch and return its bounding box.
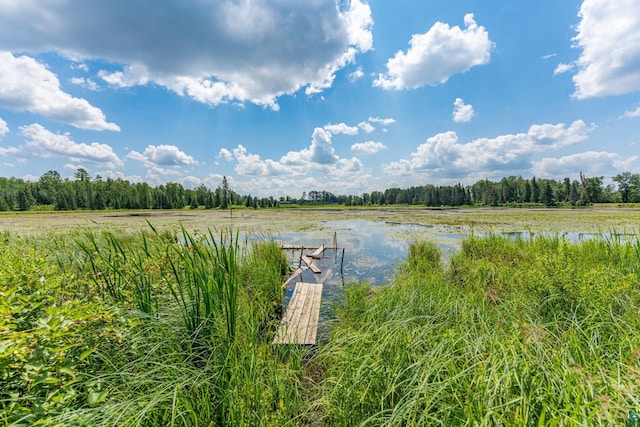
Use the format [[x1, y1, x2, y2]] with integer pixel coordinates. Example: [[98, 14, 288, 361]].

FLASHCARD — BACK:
[[2, 223, 640, 425]]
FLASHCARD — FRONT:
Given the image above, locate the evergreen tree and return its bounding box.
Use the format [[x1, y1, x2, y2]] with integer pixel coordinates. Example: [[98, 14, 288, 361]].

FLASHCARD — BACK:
[[562, 177, 571, 203], [0, 191, 9, 211], [17, 187, 35, 211], [569, 181, 579, 205], [524, 180, 532, 203], [531, 177, 540, 203], [221, 176, 230, 209], [542, 182, 554, 206], [93, 191, 106, 210], [205, 192, 215, 209]]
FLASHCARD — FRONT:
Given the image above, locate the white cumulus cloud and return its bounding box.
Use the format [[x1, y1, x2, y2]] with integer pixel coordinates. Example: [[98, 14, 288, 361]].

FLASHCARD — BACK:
[[0, 146, 19, 156], [452, 98, 475, 123], [349, 67, 364, 82], [217, 148, 234, 161], [374, 14, 493, 90], [308, 127, 340, 165], [368, 117, 396, 126], [220, 127, 366, 180], [351, 141, 388, 154], [0, 1, 373, 109], [0, 52, 119, 131], [553, 63, 574, 76], [70, 76, 100, 91], [571, 0, 640, 99], [127, 144, 198, 170], [324, 123, 360, 135], [0, 117, 8, 138], [232, 144, 289, 176], [383, 120, 592, 178], [358, 121, 375, 133], [12, 123, 123, 168], [622, 106, 640, 119], [533, 151, 638, 177]]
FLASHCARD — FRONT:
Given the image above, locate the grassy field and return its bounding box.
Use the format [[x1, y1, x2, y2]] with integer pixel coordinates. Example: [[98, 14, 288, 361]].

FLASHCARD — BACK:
[[2, 206, 640, 425]]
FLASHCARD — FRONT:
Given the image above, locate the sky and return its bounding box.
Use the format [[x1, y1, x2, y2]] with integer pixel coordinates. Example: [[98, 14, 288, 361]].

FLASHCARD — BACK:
[[0, 0, 639, 198]]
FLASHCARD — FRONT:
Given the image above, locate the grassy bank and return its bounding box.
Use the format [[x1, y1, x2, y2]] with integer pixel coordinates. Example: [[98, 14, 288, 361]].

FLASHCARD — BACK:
[[1, 226, 309, 426], [2, 222, 640, 425], [317, 234, 640, 425]]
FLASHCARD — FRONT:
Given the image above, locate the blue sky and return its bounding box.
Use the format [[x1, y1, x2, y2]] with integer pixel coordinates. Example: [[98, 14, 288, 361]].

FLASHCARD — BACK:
[[0, 0, 639, 197]]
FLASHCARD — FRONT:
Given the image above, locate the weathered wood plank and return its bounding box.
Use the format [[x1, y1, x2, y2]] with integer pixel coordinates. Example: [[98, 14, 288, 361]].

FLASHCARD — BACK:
[[301, 255, 321, 273], [281, 244, 303, 250], [273, 282, 323, 345], [309, 244, 325, 259], [303, 282, 323, 343], [281, 244, 321, 250], [274, 284, 306, 344]]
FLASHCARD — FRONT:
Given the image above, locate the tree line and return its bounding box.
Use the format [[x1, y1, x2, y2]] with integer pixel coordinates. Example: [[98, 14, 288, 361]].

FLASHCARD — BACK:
[[0, 169, 277, 211], [1, 169, 639, 212], [292, 173, 640, 207]]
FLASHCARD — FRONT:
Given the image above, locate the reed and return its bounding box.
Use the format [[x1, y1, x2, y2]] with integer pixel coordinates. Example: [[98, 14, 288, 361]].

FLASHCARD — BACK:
[[7, 223, 640, 425], [2, 226, 310, 426], [316, 235, 640, 425]]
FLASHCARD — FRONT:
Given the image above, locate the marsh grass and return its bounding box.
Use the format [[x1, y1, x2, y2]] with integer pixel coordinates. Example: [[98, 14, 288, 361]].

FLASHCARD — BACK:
[[317, 234, 640, 425], [1, 226, 309, 426], [163, 226, 241, 350], [5, 221, 640, 426], [72, 228, 309, 426]]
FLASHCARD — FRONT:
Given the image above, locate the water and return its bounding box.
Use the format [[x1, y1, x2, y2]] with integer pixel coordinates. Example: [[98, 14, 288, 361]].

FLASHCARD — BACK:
[[276, 219, 466, 326], [277, 219, 463, 287], [275, 219, 639, 327]]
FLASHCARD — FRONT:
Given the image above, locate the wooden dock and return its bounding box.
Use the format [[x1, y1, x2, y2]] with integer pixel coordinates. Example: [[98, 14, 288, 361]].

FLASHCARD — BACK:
[[273, 282, 323, 345], [301, 255, 321, 273], [274, 234, 340, 346]]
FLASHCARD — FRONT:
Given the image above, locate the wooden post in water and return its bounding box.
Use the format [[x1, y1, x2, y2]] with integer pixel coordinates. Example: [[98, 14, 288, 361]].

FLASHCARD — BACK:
[[340, 247, 345, 276], [298, 246, 304, 269]]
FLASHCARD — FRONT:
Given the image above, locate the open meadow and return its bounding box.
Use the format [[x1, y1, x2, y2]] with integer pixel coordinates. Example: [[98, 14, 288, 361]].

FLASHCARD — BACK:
[[2, 206, 640, 425]]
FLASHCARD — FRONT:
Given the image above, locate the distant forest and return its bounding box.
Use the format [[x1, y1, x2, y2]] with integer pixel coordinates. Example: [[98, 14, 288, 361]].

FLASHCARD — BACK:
[[1, 169, 640, 212]]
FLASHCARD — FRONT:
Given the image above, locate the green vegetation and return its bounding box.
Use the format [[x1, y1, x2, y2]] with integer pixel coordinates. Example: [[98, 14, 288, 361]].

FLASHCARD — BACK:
[[2, 169, 640, 212], [318, 234, 640, 425], [1, 226, 307, 426], [3, 221, 640, 425]]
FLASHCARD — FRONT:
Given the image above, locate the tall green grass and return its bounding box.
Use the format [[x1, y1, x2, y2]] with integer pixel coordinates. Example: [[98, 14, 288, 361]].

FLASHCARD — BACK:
[[163, 226, 241, 349], [71, 228, 309, 426], [1, 226, 309, 426], [316, 235, 640, 425], [6, 225, 640, 425]]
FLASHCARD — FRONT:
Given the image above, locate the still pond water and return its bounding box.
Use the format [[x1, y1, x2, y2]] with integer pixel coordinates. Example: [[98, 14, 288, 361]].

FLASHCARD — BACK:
[[274, 219, 636, 322]]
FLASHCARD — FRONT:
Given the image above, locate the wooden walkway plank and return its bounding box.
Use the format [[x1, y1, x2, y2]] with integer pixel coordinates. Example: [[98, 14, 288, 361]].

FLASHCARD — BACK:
[[309, 244, 325, 259], [303, 282, 323, 343], [281, 244, 321, 250], [273, 282, 323, 345], [275, 283, 307, 343], [301, 255, 321, 273]]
